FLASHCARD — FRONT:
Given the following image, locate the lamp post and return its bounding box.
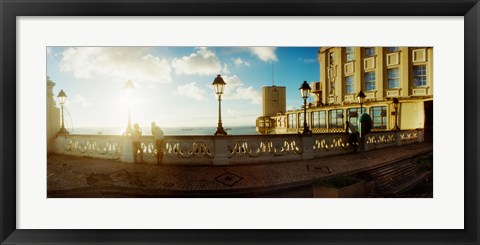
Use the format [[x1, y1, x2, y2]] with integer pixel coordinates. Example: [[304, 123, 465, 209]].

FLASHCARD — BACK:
[[57, 89, 69, 135], [393, 97, 399, 130], [299, 81, 312, 135], [124, 80, 135, 135], [357, 90, 366, 112], [212, 74, 227, 136]]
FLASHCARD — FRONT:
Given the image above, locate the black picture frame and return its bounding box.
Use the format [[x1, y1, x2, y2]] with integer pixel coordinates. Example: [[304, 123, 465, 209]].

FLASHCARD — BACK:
[[1, 0, 478, 244]]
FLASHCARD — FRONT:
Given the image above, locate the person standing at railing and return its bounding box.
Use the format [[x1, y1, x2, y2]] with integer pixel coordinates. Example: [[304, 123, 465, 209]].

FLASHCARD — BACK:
[[151, 121, 165, 164], [345, 121, 359, 152], [132, 123, 144, 163]]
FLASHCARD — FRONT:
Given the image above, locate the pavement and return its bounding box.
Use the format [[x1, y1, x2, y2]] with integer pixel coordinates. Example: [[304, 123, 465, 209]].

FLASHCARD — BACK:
[[47, 142, 433, 197]]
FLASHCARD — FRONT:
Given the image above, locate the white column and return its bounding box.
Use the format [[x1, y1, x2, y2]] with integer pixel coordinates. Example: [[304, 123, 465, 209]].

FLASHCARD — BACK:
[[53, 136, 66, 155], [120, 137, 134, 163], [363, 136, 370, 151], [396, 131, 402, 146], [301, 135, 315, 160], [418, 129, 425, 143], [213, 136, 230, 165]]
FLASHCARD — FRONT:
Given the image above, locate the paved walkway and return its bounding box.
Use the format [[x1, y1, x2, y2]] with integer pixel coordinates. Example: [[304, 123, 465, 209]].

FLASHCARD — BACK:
[[47, 143, 433, 197]]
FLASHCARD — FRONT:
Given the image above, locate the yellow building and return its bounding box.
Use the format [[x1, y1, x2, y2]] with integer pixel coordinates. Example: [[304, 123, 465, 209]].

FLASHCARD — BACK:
[[257, 47, 433, 141]]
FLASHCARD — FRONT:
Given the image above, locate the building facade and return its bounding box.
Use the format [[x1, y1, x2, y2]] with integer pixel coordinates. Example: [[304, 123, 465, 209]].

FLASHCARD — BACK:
[[256, 47, 433, 141], [256, 86, 286, 134], [47, 76, 61, 153]]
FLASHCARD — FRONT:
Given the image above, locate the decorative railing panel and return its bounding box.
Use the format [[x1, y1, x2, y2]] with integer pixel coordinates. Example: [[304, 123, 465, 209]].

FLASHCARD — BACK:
[[133, 136, 215, 165], [227, 135, 303, 164], [365, 131, 397, 150], [312, 133, 349, 157], [400, 130, 420, 144], [59, 135, 123, 159]]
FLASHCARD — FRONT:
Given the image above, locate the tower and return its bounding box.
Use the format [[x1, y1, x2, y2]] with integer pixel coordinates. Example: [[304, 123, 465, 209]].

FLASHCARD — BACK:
[[262, 86, 286, 117]]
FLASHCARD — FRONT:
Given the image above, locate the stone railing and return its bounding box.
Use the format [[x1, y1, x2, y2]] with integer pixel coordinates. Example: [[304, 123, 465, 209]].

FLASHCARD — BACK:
[[364, 129, 424, 151], [226, 134, 303, 164], [54, 134, 123, 159], [134, 136, 215, 165], [53, 129, 424, 165]]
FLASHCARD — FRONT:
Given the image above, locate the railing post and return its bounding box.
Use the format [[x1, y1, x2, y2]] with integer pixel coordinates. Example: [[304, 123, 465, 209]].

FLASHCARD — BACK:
[[363, 135, 369, 151], [120, 136, 134, 163], [302, 135, 314, 160], [418, 129, 424, 142], [53, 135, 65, 155], [213, 136, 230, 165], [396, 130, 402, 146]]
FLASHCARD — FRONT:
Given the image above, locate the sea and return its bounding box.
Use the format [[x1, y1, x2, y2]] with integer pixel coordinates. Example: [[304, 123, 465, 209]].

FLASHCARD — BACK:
[[69, 126, 259, 136]]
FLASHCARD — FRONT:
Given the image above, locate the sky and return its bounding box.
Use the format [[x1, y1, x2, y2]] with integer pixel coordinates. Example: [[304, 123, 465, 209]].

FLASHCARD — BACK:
[[47, 47, 320, 129]]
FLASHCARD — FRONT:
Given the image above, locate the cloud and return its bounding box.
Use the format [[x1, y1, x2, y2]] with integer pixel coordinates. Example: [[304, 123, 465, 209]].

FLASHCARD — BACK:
[[303, 58, 317, 63], [171, 47, 222, 75], [287, 105, 297, 111], [233, 57, 250, 67], [222, 64, 230, 74], [247, 47, 278, 62], [72, 95, 93, 107], [173, 82, 206, 101], [47, 47, 60, 58], [234, 86, 262, 104], [222, 75, 261, 104], [59, 47, 172, 84], [222, 75, 243, 91]]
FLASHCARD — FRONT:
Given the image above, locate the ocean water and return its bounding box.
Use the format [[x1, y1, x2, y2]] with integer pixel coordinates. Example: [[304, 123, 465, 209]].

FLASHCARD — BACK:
[[70, 126, 259, 136]]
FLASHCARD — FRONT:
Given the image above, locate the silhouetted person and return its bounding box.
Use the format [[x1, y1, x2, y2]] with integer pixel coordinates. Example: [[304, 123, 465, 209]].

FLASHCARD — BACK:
[[151, 121, 165, 164], [345, 121, 359, 152], [132, 123, 143, 163]]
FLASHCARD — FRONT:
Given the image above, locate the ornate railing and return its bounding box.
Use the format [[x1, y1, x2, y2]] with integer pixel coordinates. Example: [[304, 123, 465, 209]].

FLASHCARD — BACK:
[[227, 134, 303, 164], [58, 135, 123, 159], [53, 129, 424, 165], [365, 131, 397, 150], [139, 136, 215, 165]]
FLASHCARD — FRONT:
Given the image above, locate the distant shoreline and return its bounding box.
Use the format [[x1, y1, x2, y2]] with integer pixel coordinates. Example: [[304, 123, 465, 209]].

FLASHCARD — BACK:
[[68, 126, 258, 136]]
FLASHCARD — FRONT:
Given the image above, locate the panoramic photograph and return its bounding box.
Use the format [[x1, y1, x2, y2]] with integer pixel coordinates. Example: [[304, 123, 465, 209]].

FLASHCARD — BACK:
[[46, 46, 433, 198]]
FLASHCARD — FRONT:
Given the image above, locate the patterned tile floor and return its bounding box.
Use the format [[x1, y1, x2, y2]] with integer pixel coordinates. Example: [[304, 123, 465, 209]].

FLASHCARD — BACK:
[[47, 143, 433, 197]]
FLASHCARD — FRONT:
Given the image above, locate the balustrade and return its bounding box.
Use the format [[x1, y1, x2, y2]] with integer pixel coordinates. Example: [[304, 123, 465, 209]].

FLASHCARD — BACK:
[[312, 133, 349, 157], [53, 129, 424, 165], [226, 134, 303, 164], [57, 134, 122, 159], [365, 131, 397, 150]]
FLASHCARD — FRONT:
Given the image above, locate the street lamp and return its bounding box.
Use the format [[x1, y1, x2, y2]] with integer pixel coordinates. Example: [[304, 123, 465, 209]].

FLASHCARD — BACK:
[[212, 74, 227, 136], [299, 81, 312, 135], [124, 80, 135, 135], [357, 90, 366, 112], [57, 89, 69, 135], [393, 97, 400, 130]]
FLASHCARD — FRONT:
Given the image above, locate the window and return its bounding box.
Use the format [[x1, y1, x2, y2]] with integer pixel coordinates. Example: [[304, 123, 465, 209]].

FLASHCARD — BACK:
[[347, 108, 366, 127], [365, 47, 375, 57], [328, 109, 344, 129], [386, 47, 400, 53], [413, 65, 427, 87], [272, 90, 278, 99], [345, 76, 355, 94], [370, 106, 387, 129], [288, 114, 297, 128], [346, 47, 354, 62], [388, 68, 399, 88], [299, 112, 310, 127], [312, 111, 326, 128], [365, 72, 376, 91]]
